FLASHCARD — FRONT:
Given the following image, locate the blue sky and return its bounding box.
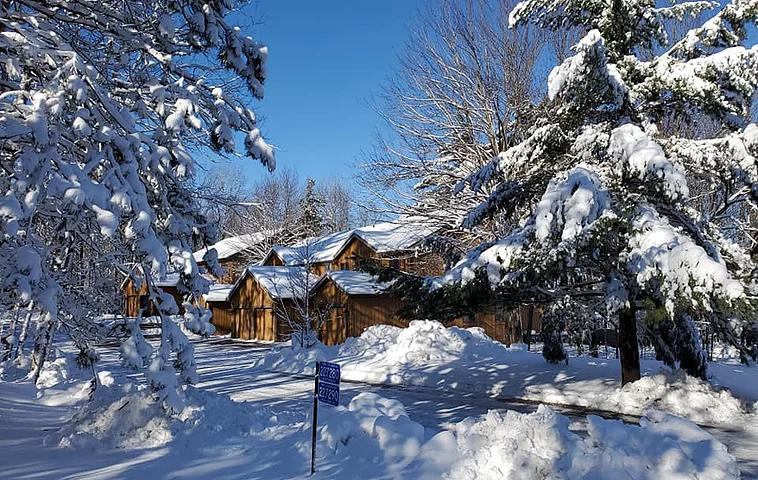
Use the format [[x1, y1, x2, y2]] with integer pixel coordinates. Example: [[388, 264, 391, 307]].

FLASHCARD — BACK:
[[222, 1, 423, 186]]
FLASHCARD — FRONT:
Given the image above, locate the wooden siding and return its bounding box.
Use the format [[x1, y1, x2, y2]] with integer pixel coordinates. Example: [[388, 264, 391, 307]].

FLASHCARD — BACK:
[[262, 252, 285, 267], [313, 275, 405, 346], [448, 305, 542, 345], [198, 254, 247, 284], [310, 262, 328, 276], [347, 295, 407, 339], [207, 301, 234, 335], [314, 278, 348, 345], [233, 307, 279, 341], [122, 279, 185, 317], [226, 273, 310, 342], [330, 236, 376, 271]]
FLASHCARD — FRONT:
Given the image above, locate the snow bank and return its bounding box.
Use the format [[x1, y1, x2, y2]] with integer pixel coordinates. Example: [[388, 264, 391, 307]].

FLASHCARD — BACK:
[[52, 381, 267, 450], [7, 366, 741, 480], [317, 391, 739, 479], [411, 406, 738, 480], [258, 320, 523, 389], [527, 370, 746, 425], [257, 320, 751, 425], [324, 396, 738, 480], [318, 392, 427, 473]]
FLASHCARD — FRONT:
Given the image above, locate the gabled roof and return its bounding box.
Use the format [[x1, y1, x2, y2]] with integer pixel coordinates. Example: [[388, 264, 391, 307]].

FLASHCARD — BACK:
[[193, 232, 271, 262], [262, 217, 439, 267], [202, 283, 234, 302], [314, 270, 392, 296], [119, 266, 181, 290], [352, 219, 437, 254], [270, 229, 354, 265], [231, 266, 320, 301]]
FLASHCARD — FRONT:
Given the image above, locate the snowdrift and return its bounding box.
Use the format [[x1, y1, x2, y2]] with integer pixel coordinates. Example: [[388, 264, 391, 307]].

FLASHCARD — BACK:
[[257, 320, 750, 425], [49, 379, 738, 480]]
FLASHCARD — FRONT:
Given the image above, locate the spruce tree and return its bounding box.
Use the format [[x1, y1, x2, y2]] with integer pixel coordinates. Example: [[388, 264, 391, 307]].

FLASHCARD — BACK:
[[298, 178, 325, 239], [435, 0, 758, 384]]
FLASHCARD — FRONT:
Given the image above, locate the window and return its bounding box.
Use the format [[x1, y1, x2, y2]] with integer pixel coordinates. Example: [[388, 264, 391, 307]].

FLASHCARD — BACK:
[[389, 259, 400, 270], [340, 263, 349, 270]]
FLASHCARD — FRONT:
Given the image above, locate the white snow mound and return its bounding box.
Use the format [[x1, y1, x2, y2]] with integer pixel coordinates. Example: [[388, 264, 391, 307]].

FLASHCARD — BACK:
[[52, 385, 267, 450], [418, 406, 739, 480], [259, 320, 750, 425]]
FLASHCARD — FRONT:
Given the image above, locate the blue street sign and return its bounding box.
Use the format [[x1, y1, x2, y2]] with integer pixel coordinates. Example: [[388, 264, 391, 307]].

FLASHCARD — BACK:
[[312, 361, 342, 474], [317, 381, 340, 406], [318, 361, 341, 386]]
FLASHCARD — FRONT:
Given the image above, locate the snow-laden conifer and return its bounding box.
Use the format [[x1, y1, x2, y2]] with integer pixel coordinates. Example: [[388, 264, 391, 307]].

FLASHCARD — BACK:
[[0, 0, 274, 405], [430, 0, 758, 383]]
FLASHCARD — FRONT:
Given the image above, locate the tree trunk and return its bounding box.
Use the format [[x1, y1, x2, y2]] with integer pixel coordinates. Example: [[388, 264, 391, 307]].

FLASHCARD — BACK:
[[525, 305, 534, 351], [31, 315, 55, 384], [618, 306, 640, 385]]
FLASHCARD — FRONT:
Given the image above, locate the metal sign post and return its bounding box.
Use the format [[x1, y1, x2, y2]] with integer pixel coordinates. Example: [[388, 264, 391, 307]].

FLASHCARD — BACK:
[[310, 361, 341, 475]]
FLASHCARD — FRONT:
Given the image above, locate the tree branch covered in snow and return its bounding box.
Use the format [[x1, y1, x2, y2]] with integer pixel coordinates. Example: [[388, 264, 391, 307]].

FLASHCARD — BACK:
[[0, 0, 274, 401]]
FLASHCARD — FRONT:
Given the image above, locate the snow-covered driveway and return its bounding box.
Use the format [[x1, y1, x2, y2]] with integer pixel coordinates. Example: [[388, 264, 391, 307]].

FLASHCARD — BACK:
[[1, 335, 757, 479], [187, 337, 758, 479]]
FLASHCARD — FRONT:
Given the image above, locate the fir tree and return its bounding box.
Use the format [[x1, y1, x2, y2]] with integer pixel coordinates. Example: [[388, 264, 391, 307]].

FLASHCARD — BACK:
[[432, 0, 758, 384], [297, 178, 325, 239]]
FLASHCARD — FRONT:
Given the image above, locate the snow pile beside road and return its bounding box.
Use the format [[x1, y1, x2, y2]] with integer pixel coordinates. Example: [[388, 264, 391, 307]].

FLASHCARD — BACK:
[[309, 391, 739, 479], [347, 321, 519, 364], [318, 392, 427, 474], [4, 369, 740, 480], [258, 320, 522, 389], [605, 370, 743, 424], [257, 320, 751, 425], [526, 369, 746, 425], [51, 380, 268, 450], [411, 406, 738, 480]]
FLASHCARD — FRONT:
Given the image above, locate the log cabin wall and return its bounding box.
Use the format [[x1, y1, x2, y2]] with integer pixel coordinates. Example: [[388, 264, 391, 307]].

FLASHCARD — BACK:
[[122, 279, 185, 317], [330, 236, 376, 271], [346, 295, 407, 339], [313, 279, 348, 345]]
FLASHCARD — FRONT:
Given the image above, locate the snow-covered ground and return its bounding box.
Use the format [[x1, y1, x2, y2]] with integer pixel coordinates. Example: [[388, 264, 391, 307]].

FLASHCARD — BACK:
[[257, 320, 758, 426], [0, 324, 757, 479]]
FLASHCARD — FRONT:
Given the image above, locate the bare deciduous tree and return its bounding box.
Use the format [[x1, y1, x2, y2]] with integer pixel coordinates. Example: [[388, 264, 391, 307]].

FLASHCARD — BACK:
[[358, 0, 548, 242]]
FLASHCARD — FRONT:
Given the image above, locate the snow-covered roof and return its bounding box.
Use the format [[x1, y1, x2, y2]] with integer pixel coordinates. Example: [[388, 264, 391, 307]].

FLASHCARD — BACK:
[[154, 272, 181, 288], [353, 218, 437, 254], [244, 266, 320, 300], [194, 232, 270, 262], [269, 229, 353, 265], [267, 217, 438, 266], [202, 283, 234, 302], [317, 270, 392, 296]]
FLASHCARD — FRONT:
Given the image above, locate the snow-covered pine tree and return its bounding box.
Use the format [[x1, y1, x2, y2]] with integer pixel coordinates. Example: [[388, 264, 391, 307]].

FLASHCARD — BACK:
[[298, 178, 325, 239], [0, 0, 274, 408], [431, 0, 758, 384]]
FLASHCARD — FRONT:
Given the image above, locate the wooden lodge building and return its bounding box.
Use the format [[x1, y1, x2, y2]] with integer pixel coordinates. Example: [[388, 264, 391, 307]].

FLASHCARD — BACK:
[[122, 271, 186, 318], [221, 266, 319, 341], [121, 218, 541, 346], [312, 270, 407, 345], [260, 220, 445, 277], [194, 232, 271, 284]]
